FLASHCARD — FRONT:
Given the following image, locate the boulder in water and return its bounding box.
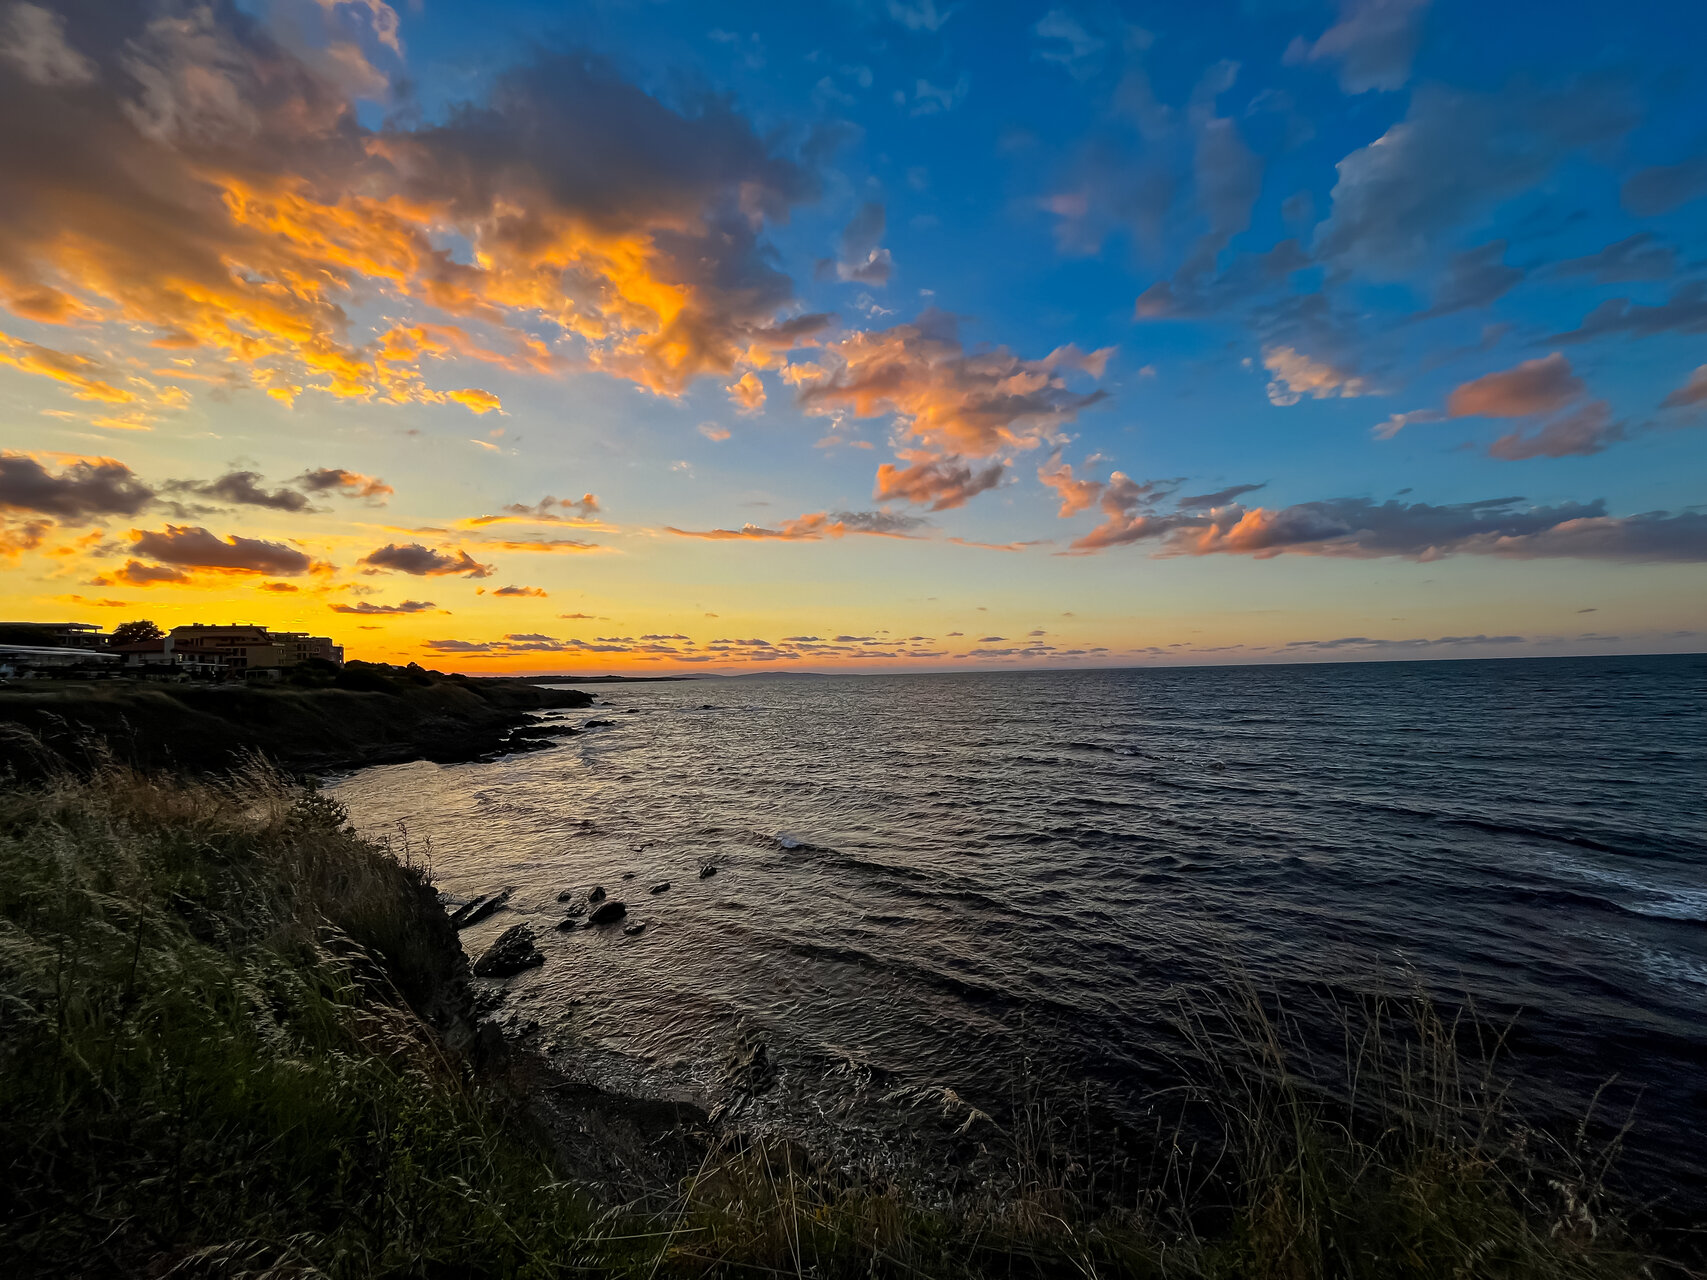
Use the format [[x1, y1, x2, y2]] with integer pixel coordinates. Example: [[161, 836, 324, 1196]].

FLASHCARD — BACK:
[[587, 900, 627, 926], [698, 859, 718, 879], [448, 887, 514, 930], [588, 885, 606, 904], [649, 880, 671, 894], [623, 921, 648, 936], [472, 923, 544, 978]]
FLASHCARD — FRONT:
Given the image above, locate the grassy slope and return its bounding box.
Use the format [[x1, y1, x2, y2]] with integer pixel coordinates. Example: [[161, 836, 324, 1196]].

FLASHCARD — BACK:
[[0, 767, 1670, 1279], [0, 668, 592, 775]]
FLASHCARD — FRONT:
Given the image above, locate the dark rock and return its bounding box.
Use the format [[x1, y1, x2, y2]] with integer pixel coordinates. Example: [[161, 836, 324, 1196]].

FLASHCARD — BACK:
[[584, 719, 615, 728], [472, 922, 544, 978], [556, 888, 574, 902], [588, 885, 606, 903], [649, 881, 671, 894], [623, 922, 647, 936], [697, 860, 718, 879], [624, 707, 638, 714], [620, 871, 635, 880], [587, 900, 627, 926], [448, 886, 514, 930], [513, 723, 580, 739]]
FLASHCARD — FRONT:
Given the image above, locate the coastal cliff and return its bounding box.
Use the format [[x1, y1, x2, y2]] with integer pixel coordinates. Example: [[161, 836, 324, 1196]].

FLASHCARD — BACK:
[[0, 663, 592, 777]]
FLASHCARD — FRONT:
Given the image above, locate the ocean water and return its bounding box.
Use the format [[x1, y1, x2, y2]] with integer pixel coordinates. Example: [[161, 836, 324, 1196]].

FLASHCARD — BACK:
[[329, 654, 1707, 1193]]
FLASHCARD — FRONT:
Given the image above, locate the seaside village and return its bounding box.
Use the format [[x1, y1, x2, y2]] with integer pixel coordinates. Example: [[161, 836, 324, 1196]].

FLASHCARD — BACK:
[[0, 621, 344, 682]]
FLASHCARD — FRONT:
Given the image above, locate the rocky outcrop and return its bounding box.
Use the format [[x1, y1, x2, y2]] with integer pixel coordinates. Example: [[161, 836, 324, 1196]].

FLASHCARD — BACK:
[[0, 672, 595, 777], [449, 887, 514, 930], [473, 922, 545, 977]]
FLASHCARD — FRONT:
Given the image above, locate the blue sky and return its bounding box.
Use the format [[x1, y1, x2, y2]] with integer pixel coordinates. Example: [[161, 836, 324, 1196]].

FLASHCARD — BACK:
[[0, 0, 1703, 669]]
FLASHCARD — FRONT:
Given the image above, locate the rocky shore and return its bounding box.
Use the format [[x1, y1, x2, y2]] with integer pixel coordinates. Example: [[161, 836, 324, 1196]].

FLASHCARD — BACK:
[[0, 662, 593, 777]]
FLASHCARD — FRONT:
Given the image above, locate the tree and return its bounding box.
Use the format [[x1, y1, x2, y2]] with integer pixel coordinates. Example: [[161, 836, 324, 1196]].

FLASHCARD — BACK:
[[109, 620, 164, 647]]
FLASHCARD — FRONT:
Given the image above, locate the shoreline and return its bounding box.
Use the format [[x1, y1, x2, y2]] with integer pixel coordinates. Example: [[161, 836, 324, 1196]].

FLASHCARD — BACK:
[[1, 710, 1696, 1275]]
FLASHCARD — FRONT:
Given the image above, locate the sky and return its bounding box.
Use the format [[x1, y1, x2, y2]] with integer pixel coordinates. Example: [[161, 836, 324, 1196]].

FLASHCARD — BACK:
[[1, 0, 1704, 674]]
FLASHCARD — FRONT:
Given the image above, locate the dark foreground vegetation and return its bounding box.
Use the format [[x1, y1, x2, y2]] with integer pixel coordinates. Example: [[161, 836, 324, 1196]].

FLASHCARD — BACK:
[[0, 662, 592, 777], [0, 762, 1687, 1278]]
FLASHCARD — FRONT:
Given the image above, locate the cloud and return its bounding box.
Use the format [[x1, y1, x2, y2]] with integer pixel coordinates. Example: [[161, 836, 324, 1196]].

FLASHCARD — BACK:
[[1621, 155, 1707, 216], [1314, 81, 1636, 276], [1034, 10, 1106, 80], [0, 333, 134, 403], [698, 421, 732, 442], [0, 7, 824, 419], [1371, 408, 1444, 439], [1284, 0, 1430, 94], [1486, 400, 1625, 460], [1175, 482, 1265, 509], [479, 537, 604, 553], [726, 370, 767, 413], [330, 599, 437, 614], [360, 543, 495, 577], [819, 201, 894, 285], [1551, 232, 1676, 283], [1282, 633, 1526, 652], [474, 494, 601, 525], [0, 453, 154, 519], [92, 558, 191, 586], [888, 0, 953, 31], [1445, 353, 1582, 418], [874, 454, 1005, 510], [1, 3, 96, 87], [296, 467, 394, 502], [1422, 240, 1523, 316], [1, 516, 51, 558], [909, 74, 970, 115], [1262, 345, 1370, 405], [127, 525, 315, 575], [666, 509, 926, 540], [1661, 366, 1707, 410], [170, 470, 312, 512], [1037, 455, 1102, 516], [1383, 354, 1623, 458], [795, 313, 1109, 457], [493, 584, 548, 597], [1073, 492, 1707, 563], [1550, 281, 1707, 343]]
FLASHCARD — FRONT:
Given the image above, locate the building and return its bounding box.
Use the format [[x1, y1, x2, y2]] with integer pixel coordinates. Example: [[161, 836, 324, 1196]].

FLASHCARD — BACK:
[[271, 632, 345, 666], [0, 621, 108, 649], [166, 624, 286, 675], [0, 645, 121, 678], [161, 624, 345, 677]]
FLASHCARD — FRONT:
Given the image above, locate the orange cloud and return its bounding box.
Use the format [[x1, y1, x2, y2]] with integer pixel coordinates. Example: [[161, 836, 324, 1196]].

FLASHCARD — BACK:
[[666, 510, 925, 540], [0, 14, 822, 421], [0, 332, 134, 403], [873, 453, 1005, 510], [793, 317, 1110, 459], [1037, 454, 1102, 516], [1446, 353, 1583, 418], [726, 370, 767, 413]]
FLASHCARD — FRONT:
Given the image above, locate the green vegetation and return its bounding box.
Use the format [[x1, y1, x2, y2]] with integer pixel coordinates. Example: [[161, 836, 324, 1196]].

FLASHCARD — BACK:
[[0, 763, 1675, 1278]]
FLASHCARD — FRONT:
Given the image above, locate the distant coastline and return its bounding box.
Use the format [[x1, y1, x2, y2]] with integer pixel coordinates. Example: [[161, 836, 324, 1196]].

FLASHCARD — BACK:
[[0, 661, 593, 777]]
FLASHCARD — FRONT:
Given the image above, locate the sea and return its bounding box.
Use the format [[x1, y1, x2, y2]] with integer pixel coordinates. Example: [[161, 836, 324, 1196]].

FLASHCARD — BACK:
[[328, 653, 1707, 1199]]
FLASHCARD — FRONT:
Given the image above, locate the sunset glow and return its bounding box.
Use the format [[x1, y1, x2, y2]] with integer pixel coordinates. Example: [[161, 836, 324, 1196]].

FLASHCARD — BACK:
[[2, 0, 1704, 672]]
